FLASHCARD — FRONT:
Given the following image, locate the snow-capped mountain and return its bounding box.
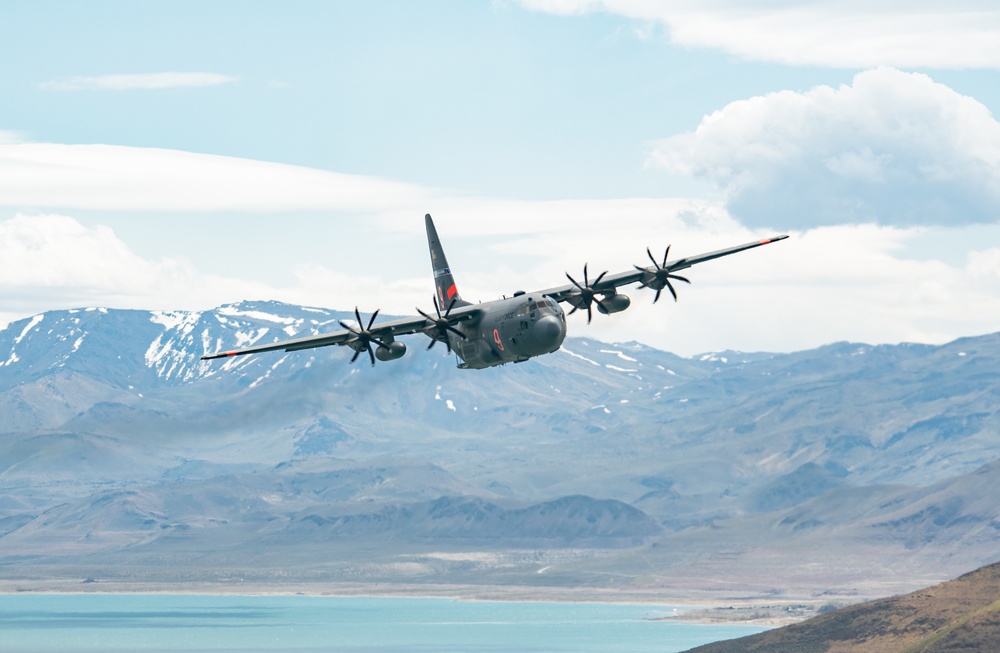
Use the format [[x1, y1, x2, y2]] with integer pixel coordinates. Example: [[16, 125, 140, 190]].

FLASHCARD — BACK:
[[1, 301, 999, 595]]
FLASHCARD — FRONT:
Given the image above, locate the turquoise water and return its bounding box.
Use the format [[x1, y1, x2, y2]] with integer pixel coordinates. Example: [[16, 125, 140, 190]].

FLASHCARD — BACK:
[[0, 594, 766, 652]]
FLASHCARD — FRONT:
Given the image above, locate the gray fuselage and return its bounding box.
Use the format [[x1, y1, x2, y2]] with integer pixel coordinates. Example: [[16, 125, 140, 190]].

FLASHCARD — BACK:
[[449, 294, 567, 369]]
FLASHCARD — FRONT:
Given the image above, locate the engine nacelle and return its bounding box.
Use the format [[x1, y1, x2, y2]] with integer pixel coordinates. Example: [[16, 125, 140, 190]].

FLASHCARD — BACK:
[[596, 293, 630, 315], [375, 341, 407, 361]]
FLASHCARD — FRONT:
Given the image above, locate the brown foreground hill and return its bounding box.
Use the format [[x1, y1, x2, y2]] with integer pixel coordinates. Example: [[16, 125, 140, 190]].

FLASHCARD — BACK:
[[685, 560, 1000, 653]]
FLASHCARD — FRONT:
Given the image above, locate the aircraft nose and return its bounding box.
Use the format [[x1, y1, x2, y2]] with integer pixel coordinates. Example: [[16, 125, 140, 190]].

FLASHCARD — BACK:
[[533, 314, 565, 349]]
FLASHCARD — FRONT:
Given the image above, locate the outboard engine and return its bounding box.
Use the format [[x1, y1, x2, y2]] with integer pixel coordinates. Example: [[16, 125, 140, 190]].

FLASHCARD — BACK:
[[375, 341, 407, 361], [596, 293, 631, 314]]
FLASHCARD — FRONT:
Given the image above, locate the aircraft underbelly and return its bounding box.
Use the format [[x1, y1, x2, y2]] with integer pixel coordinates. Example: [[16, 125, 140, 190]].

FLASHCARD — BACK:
[[454, 337, 504, 369]]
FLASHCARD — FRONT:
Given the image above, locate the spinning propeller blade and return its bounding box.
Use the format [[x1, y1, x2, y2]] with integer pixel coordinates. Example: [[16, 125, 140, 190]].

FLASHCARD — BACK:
[[339, 307, 390, 366], [635, 246, 691, 303], [418, 296, 467, 353], [565, 263, 610, 324]]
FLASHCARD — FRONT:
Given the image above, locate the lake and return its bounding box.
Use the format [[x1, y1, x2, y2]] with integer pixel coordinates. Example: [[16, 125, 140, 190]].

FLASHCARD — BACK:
[[0, 594, 767, 652]]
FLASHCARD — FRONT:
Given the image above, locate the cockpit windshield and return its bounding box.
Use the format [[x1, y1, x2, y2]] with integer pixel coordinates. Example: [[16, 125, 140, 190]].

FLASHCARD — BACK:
[[539, 297, 560, 311], [524, 297, 561, 315]]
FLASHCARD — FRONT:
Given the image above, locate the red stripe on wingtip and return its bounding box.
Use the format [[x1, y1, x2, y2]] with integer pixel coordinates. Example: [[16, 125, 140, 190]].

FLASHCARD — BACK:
[[226, 351, 238, 357], [759, 239, 772, 245]]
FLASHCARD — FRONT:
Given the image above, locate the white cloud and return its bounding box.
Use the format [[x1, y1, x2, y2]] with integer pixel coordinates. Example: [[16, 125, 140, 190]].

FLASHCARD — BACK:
[[518, 0, 1000, 69], [588, 223, 1000, 354], [2, 97, 998, 355], [0, 214, 276, 320], [648, 68, 1000, 229], [39, 72, 240, 91], [0, 131, 26, 145], [967, 247, 1000, 285], [0, 201, 742, 328], [4, 211, 1000, 357], [0, 140, 439, 212]]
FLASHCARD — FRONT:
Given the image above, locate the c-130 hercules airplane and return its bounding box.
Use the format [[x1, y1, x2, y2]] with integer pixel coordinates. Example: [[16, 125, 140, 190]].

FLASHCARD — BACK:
[[202, 214, 787, 369]]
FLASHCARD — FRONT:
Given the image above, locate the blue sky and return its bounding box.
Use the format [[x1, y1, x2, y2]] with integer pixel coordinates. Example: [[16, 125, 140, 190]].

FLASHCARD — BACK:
[[2, 1, 861, 197], [2, 1, 999, 355]]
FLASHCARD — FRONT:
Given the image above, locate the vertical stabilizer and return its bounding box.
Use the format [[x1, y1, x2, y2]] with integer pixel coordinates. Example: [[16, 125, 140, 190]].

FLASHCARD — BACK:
[[425, 214, 469, 308]]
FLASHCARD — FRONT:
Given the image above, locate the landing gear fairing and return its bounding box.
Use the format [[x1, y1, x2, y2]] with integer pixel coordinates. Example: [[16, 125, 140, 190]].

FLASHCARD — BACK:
[[201, 215, 788, 370]]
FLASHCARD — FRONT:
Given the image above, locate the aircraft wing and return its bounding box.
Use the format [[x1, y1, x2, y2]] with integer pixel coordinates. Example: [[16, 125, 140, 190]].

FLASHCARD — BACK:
[[200, 307, 478, 361], [535, 235, 789, 303]]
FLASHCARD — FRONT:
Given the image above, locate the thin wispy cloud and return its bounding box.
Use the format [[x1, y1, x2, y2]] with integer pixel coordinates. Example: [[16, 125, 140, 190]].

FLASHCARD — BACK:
[[39, 72, 240, 91], [0, 140, 436, 212], [519, 1, 1000, 69], [0, 130, 27, 144]]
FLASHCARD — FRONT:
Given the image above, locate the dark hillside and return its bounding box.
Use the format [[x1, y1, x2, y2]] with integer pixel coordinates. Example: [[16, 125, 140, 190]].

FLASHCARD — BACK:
[[684, 560, 1000, 653]]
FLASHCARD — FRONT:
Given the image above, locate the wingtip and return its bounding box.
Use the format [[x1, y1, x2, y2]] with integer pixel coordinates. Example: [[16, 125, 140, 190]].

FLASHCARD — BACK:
[[201, 350, 237, 361], [761, 235, 790, 245]]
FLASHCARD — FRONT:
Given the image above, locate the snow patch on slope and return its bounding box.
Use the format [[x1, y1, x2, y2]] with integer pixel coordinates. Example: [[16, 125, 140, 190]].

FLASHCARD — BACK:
[[146, 310, 207, 381], [218, 306, 296, 325], [4, 314, 45, 366], [14, 315, 44, 345], [601, 349, 638, 363], [150, 310, 200, 334], [561, 348, 600, 366]]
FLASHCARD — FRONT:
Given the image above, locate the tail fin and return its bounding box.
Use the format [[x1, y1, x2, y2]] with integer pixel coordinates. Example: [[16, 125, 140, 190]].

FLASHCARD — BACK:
[[425, 214, 470, 308]]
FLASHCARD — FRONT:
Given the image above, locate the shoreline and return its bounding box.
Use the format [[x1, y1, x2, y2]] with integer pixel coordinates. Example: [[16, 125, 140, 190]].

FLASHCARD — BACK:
[[0, 579, 841, 626]]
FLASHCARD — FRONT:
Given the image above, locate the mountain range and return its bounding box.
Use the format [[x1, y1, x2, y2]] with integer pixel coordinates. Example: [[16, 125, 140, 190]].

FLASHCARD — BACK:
[[1, 301, 998, 599]]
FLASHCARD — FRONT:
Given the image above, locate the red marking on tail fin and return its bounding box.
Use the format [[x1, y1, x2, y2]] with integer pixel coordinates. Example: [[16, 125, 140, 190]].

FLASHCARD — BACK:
[[446, 284, 458, 300]]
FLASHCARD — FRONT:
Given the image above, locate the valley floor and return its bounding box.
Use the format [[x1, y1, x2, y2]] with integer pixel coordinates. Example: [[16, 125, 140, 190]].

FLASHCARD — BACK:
[[0, 576, 850, 626]]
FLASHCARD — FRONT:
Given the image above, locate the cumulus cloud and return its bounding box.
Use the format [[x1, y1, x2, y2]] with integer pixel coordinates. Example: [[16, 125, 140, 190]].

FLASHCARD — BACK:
[[0, 214, 276, 319], [648, 68, 1000, 229], [0, 139, 439, 212], [518, 0, 1000, 69], [39, 72, 240, 91]]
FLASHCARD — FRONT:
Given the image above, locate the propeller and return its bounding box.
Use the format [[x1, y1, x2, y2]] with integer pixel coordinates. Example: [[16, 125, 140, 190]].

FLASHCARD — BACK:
[[339, 307, 390, 366], [417, 297, 467, 353], [565, 263, 610, 324], [635, 246, 691, 303]]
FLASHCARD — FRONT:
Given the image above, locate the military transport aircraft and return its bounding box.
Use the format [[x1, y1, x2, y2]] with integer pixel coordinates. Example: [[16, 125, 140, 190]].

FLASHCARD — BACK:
[[202, 214, 787, 369]]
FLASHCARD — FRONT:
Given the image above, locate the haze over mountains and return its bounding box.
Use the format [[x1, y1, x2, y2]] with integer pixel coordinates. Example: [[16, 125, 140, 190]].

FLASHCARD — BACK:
[[1, 301, 998, 598]]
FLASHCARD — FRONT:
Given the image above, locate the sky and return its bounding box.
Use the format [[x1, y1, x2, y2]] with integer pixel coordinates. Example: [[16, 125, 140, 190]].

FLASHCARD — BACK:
[[1, 0, 999, 356]]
